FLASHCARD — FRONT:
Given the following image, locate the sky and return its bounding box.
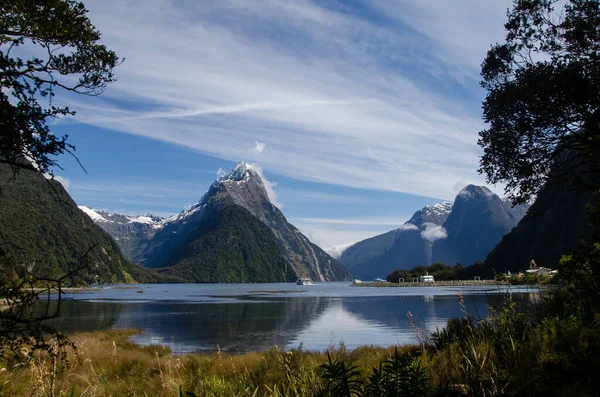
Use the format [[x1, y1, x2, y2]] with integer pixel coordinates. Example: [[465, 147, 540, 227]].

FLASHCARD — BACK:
[[48, 0, 515, 255]]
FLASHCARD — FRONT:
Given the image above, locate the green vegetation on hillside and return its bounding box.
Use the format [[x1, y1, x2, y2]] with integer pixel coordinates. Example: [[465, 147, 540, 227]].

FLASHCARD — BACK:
[[0, 164, 171, 285], [159, 203, 297, 283]]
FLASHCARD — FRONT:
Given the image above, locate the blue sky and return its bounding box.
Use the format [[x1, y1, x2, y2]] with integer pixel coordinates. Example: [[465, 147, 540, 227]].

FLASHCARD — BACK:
[[49, 0, 514, 253]]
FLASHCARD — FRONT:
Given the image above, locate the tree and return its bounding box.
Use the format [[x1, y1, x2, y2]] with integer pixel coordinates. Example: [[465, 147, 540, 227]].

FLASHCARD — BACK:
[[0, 0, 121, 176], [478, 0, 600, 205], [0, 0, 120, 366]]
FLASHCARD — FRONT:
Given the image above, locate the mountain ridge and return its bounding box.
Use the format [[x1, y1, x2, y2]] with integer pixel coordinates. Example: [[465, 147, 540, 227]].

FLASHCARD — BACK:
[[84, 162, 351, 282], [339, 185, 528, 279]]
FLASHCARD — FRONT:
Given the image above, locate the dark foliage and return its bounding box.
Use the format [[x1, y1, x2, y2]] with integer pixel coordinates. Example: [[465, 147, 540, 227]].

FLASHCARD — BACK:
[[479, 0, 600, 205], [387, 262, 493, 283], [0, 163, 168, 285], [318, 348, 428, 397], [158, 203, 297, 283], [0, 0, 121, 176]]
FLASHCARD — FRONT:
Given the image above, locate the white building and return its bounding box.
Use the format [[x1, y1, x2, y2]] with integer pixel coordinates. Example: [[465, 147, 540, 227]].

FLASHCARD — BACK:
[[419, 274, 435, 283]]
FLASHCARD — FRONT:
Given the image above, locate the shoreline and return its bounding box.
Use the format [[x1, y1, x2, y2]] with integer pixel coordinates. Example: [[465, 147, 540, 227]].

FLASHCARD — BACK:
[[353, 280, 509, 287]]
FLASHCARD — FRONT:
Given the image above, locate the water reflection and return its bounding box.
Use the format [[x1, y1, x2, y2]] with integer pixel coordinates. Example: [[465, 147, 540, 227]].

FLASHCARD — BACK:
[[45, 289, 534, 353]]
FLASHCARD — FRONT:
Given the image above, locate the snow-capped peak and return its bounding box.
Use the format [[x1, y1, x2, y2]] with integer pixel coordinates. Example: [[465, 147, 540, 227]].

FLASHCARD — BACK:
[[423, 202, 453, 216], [79, 206, 113, 223], [406, 201, 453, 227], [217, 161, 259, 184]]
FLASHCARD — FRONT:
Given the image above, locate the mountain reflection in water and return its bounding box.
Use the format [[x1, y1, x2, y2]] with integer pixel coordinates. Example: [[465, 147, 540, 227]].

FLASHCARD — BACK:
[[44, 284, 535, 353]]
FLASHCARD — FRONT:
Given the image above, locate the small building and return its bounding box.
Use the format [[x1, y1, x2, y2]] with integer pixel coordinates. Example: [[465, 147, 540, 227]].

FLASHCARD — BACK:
[[419, 274, 435, 283]]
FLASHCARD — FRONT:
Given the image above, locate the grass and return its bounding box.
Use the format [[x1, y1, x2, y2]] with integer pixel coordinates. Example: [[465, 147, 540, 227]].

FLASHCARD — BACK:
[[0, 329, 412, 397]]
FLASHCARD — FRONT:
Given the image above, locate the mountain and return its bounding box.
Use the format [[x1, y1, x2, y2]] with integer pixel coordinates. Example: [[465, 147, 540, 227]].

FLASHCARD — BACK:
[[485, 162, 593, 272], [78, 207, 164, 262], [84, 162, 351, 283], [431, 185, 529, 267], [0, 163, 166, 286], [340, 202, 453, 279], [339, 185, 529, 280]]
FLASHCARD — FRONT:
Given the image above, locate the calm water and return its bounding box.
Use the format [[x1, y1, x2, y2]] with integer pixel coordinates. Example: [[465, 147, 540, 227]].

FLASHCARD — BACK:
[[47, 283, 538, 353]]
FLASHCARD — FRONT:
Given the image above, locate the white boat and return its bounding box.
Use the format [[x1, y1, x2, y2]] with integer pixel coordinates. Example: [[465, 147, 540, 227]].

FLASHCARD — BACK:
[[296, 277, 312, 285], [375, 278, 387, 282]]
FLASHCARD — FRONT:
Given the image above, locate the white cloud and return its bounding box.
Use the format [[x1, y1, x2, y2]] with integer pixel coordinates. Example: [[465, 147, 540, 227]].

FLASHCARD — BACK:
[[420, 222, 447, 242], [52, 175, 71, 192], [325, 243, 354, 259], [369, 0, 512, 79], [251, 163, 283, 209], [55, 0, 510, 201], [250, 141, 266, 155], [216, 167, 227, 178]]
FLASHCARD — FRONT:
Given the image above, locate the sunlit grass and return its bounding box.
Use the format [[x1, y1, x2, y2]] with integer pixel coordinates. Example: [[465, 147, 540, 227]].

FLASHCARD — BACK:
[[0, 329, 410, 396]]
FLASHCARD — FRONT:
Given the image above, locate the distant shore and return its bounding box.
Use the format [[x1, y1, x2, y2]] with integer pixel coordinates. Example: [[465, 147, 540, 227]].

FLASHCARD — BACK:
[[353, 280, 509, 287]]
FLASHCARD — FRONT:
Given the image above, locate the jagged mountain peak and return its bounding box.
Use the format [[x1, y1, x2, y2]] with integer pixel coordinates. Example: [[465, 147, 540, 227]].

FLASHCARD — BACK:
[[217, 161, 261, 184], [211, 162, 272, 211], [78, 206, 165, 228], [80, 161, 350, 282], [406, 201, 453, 227]]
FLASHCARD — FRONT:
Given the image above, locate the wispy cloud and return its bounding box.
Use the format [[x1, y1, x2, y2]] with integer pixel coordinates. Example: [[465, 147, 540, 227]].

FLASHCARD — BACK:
[[250, 141, 266, 155], [57, 0, 511, 201], [251, 163, 283, 209], [294, 217, 409, 227]]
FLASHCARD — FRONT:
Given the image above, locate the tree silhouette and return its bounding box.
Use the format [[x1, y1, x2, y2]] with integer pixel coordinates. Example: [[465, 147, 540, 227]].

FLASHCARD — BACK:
[[478, 0, 600, 205]]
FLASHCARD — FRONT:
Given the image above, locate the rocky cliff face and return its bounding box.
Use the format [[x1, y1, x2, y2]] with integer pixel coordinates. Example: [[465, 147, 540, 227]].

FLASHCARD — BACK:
[[84, 162, 351, 282], [431, 185, 528, 266], [485, 166, 593, 272], [77, 207, 163, 261]]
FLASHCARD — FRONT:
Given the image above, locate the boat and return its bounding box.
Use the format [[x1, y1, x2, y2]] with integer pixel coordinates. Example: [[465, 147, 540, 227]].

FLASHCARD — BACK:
[[296, 277, 312, 285], [375, 278, 387, 282]]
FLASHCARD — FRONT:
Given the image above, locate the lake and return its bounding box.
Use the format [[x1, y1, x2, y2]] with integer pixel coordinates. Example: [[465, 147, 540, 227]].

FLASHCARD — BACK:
[[48, 283, 538, 354]]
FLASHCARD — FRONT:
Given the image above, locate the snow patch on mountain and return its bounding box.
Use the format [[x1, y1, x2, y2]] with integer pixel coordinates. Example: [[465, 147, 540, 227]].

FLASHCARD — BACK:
[[427, 202, 453, 215], [126, 215, 162, 227], [79, 206, 113, 223], [217, 161, 254, 184]]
